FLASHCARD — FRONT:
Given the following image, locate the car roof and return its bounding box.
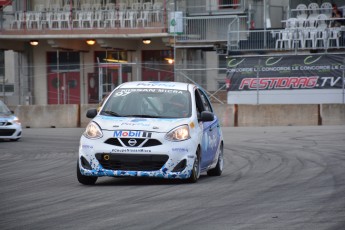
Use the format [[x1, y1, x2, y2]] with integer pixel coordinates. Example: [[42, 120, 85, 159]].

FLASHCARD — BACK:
[[117, 81, 194, 91]]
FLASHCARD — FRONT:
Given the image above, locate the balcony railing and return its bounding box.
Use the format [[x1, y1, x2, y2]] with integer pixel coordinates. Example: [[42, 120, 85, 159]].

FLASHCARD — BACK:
[[0, 1, 167, 35], [182, 0, 245, 15], [227, 17, 345, 53], [177, 15, 245, 43]]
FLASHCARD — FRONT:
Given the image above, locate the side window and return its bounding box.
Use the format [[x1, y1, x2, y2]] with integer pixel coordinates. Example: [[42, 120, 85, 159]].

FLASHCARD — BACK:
[[197, 89, 213, 112], [194, 89, 204, 118]]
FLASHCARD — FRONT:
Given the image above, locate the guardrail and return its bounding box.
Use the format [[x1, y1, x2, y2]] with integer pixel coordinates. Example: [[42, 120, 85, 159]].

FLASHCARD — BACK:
[[8, 103, 345, 128]]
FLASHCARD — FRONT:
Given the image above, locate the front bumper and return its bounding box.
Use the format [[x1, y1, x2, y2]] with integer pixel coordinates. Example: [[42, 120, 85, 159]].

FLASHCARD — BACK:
[[0, 124, 22, 140], [78, 133, 197, 179]]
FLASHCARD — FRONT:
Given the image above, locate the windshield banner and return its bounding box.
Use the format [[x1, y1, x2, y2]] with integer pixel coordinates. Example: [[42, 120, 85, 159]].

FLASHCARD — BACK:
[[226, 54, 345, 91]]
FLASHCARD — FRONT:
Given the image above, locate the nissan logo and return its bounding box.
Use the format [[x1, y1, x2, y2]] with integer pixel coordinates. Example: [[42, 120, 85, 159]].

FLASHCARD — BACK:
[[128, 139, 137, 146]]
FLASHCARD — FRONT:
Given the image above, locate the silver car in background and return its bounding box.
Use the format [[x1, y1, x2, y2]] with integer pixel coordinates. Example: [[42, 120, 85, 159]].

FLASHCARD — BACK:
[[0, 100, 22, 141]]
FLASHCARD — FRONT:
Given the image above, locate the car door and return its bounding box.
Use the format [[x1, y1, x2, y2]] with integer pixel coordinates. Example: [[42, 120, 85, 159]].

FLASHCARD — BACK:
[[195, 89, 220, 170]]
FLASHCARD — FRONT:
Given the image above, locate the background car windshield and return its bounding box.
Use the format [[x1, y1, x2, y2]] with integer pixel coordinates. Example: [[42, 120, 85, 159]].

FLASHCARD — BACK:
[[0, 101, 12, 115], [101, 88, 191, 118]]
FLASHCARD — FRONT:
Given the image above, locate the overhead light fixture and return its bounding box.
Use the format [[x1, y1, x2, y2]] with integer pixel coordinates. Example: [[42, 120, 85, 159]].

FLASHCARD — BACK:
[[29, 40, 39, 46], [103, 58, 128, 63], [86, 39, 96, 45], [164, 58, 174, 64], [142, 38, 151, 45]]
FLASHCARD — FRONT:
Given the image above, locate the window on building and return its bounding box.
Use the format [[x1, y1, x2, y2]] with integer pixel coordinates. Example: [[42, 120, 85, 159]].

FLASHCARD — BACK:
[[218, 55, 227, 74], [0, 50, 4, 77], [47, 51, 80, 73], [0, 84, 14, 93], [219, 0, 239, 9]]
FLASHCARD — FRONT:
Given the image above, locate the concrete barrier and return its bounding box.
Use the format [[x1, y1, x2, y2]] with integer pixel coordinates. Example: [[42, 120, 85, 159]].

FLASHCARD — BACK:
[[213, 104, 235, 127], [11, 104, 79, 128], [80, 104, 98, 127], [237, 104, 320, 127], [7, 104, 345, 128], [321, 104, 345, 125]]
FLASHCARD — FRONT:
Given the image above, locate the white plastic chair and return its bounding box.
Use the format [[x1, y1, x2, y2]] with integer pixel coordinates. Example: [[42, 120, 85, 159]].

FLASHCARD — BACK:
[[315, 14, 329, 48], [125, 11, 137, 27], [81, 11, 93, 28], [81, 3, 92, 11], [320, 2, 332, 17], [328, 27, 341, 48], [92, 10, 103, 28], [296, 4, 308, 19], [72, 11, 83, 28], [103, 11, 117, 28], [60, 12, 71, 29], [136, 10, 150, 27], [105, 3, 116, 10], [152, 2, 162, 22], [11, 11, 26, 29], [116, 11, 126, 27], [308, 3, 319, 18], [27, 12, 42, 29]]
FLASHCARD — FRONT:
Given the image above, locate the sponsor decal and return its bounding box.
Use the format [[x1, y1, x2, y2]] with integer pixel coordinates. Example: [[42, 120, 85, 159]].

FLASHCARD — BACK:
[[82, 145, 93, 149], [136, 82, 176, 87], [265, 57, 283, 66], [304, 55, 322, 65], [239, 76, 318, 90], [111, 148, 152, 153], [114, 130, 152, 138], [120, 122, 150, 127], [227, 58, 246, 68], [172, 147, 188, 152]]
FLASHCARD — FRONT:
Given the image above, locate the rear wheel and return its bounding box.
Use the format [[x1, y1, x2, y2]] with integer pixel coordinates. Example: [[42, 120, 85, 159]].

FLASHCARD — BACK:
[[187, 150, 200, 183], [77, 161, 97, 185], [207, 144, 223, 176]]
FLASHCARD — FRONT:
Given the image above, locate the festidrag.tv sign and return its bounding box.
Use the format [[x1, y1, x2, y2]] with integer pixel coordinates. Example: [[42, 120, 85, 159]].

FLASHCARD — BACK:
[[226, 54, 345, 104]]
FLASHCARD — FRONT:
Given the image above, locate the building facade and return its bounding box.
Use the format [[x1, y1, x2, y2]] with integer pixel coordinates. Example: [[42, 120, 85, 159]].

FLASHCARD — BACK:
[[0, 0, 344, 105]]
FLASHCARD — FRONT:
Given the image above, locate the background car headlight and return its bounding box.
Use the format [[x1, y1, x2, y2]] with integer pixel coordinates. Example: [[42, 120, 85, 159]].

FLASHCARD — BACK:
[[165, 125, 190, 141], [83, 122, 103, 139], [13, 117, 21, 125]]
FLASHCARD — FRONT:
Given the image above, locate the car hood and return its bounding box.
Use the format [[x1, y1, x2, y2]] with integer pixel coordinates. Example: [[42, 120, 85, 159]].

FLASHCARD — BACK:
[[94, 115, 191, 133], [0, 114, 16, 121]]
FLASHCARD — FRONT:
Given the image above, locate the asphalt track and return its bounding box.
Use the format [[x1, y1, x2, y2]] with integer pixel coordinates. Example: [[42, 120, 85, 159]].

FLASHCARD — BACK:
[[0, 126, 344, 230]]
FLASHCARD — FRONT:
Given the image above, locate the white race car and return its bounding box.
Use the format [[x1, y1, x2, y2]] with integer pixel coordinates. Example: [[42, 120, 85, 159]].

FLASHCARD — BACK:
[[77, 81, 224, 184], [0, 100, 22, 141]]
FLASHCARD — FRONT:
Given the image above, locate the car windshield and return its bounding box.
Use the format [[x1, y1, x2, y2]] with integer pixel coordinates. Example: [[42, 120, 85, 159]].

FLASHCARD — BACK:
[[101, 88, 191, 118], [0, 100, 12, 115]]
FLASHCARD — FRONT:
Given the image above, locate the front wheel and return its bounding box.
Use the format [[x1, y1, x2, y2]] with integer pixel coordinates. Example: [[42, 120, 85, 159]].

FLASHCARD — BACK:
[[77, 161, 97, 185], [207, 144, 223, 176], [187, 151, 201, 183]]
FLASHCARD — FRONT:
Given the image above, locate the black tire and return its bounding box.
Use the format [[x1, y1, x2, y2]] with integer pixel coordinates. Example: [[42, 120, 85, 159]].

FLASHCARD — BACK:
[[207, 144, 223, 176], [77, 161, 97, 185], [187, 150, 201, 183]]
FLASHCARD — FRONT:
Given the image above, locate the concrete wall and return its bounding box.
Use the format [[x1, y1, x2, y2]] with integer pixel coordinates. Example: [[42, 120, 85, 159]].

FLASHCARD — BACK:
[[321, 104, 345, 125], [8, 104, 345, 128], [11, 104, 79, 128], [237, 104, 320, 127]]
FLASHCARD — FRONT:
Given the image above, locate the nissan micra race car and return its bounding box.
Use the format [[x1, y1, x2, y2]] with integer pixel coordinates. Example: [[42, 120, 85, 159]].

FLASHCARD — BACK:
[[0, 100, 22, 141], [77, 81, 224, 184]]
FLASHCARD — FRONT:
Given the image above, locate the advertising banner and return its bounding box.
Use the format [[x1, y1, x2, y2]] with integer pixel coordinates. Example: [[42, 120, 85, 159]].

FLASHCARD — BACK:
[[226, 54, 345, 104], [0, 0, 11, 6]]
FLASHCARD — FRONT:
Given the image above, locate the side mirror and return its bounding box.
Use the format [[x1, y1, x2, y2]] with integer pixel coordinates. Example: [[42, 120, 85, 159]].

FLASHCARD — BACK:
[[86, 108, 98, 119], [199, 111, 214, 122]]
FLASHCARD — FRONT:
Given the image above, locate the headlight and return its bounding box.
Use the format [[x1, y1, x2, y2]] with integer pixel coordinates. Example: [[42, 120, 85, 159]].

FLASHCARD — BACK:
[[13, 117, 21, 125], [165, 125, 190, 141], [83, 122, 103, 139]]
